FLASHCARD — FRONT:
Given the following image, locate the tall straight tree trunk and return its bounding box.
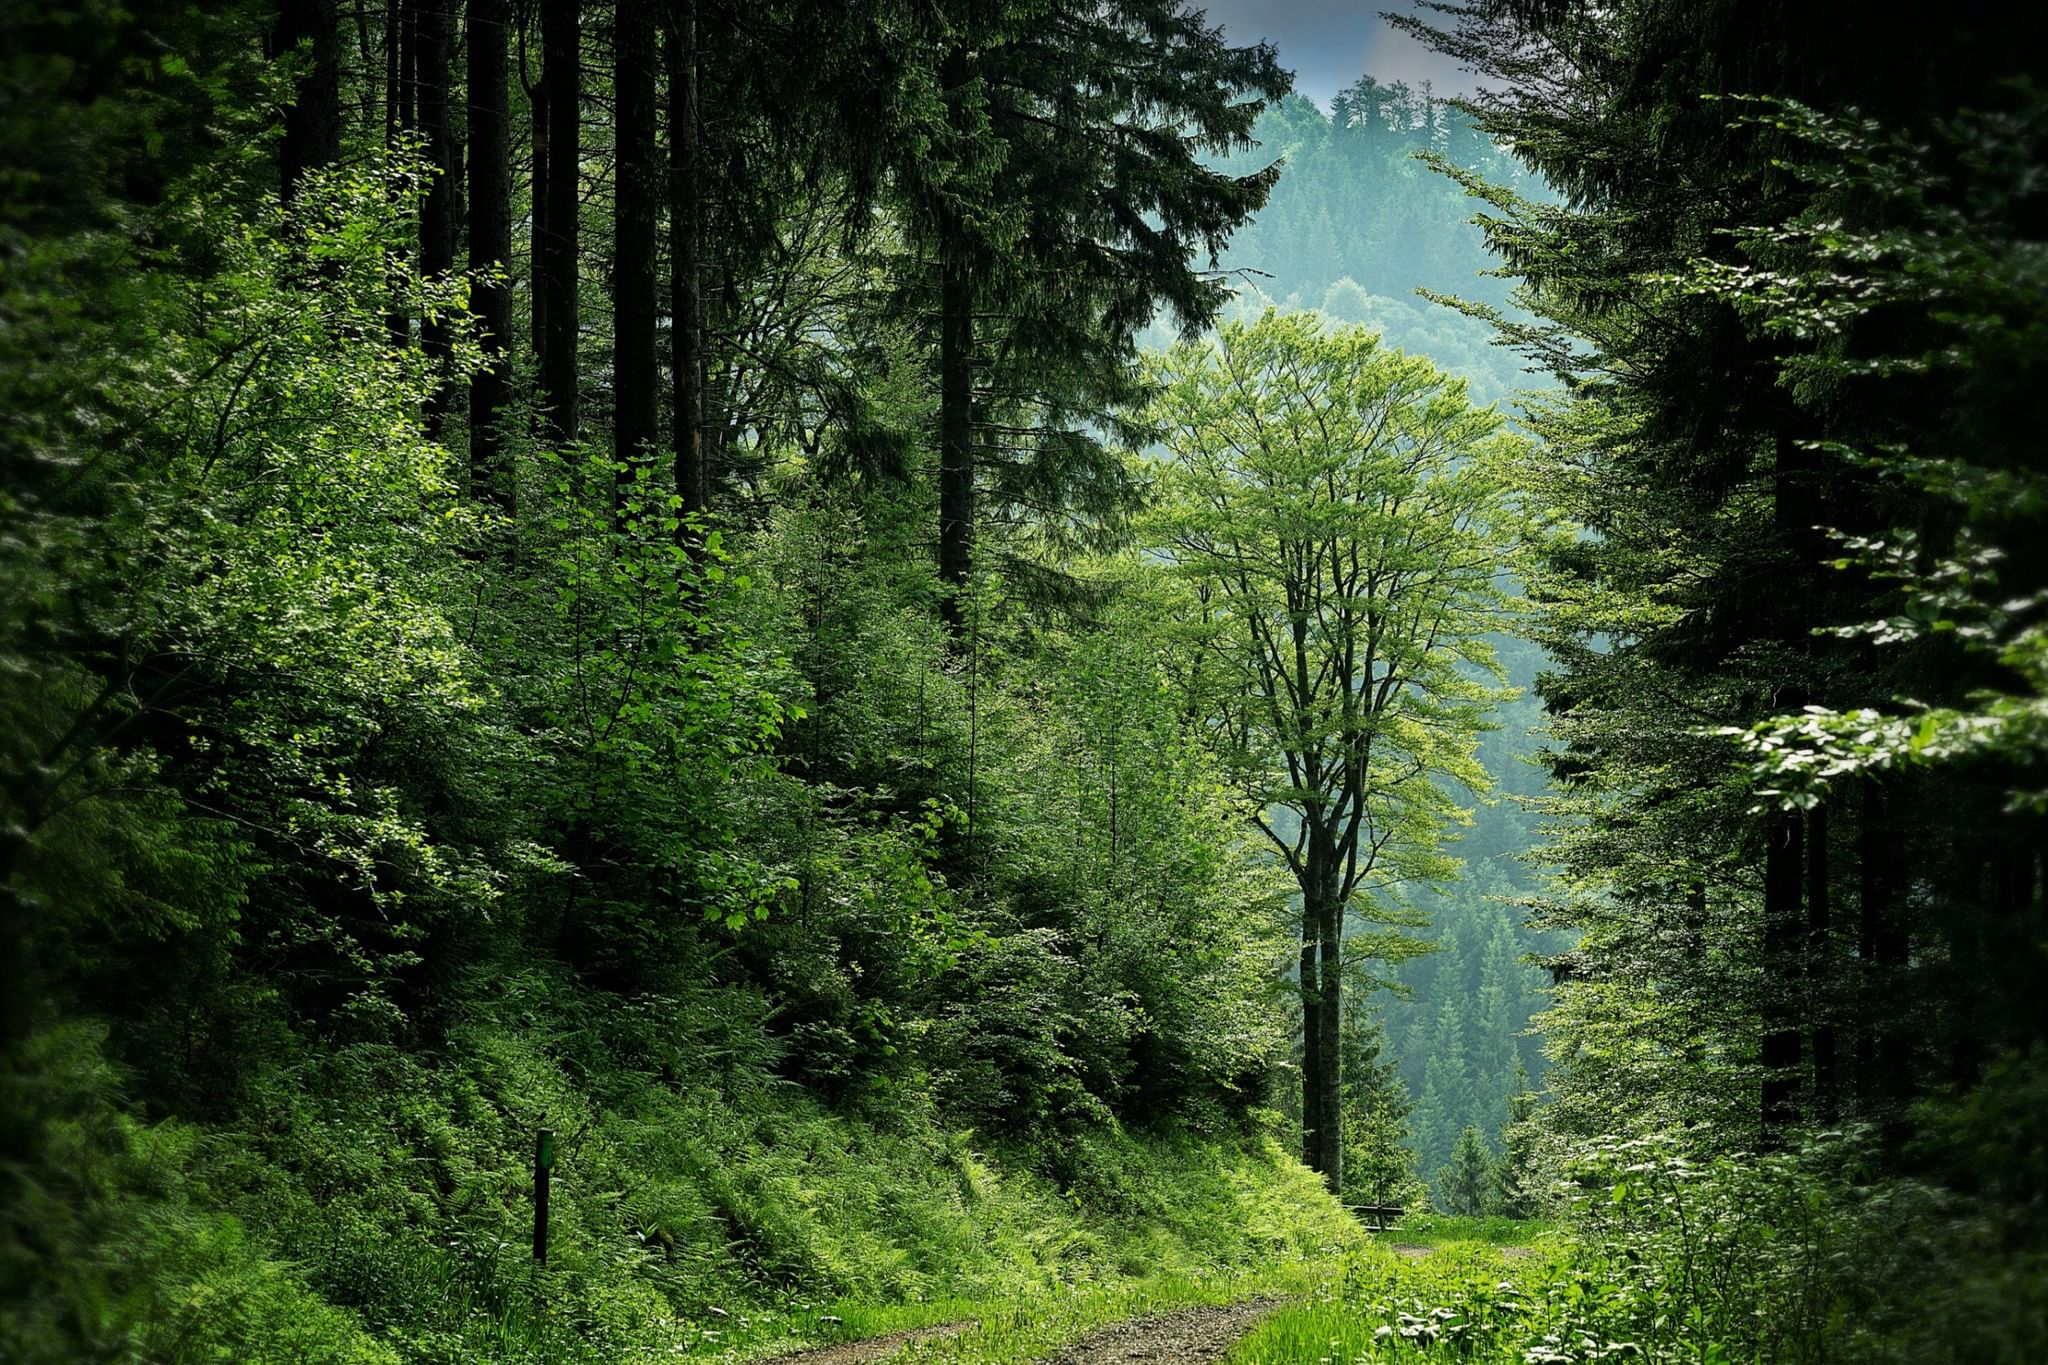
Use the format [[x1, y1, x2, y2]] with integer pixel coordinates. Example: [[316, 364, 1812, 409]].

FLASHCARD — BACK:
[[525, 0, 549, 388], [1855, 782, 1912, 1139], [400, 0, 417, 129], [1763, 426, 1821, 1144], [383, 0, 411, 346], [1806, 803, 1836, 1121], [1299, 900, 1323, 1177], [1315, 890, 1344, 1193], [612, 0, 659, 513], [537, 0, 581, 446], [417, 0, 458, 437], [1760, 807, 1805, 1147], [937, 242, 974, 639], [1298, 830, 1343, 1194], [384, 0, 401, 144], [273, 0, 342, 205], [935, 44, 975, 640], [469, 0, 515, 513], [667, 0, 706, 523]]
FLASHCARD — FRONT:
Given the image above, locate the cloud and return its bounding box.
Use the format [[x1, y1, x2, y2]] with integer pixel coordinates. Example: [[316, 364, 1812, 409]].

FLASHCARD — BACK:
[[1194, 0, 1476, 107]]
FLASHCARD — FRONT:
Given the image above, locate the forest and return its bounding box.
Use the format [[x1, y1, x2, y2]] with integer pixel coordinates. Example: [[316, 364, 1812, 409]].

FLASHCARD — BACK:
[[1, 1, 2043, 1362]]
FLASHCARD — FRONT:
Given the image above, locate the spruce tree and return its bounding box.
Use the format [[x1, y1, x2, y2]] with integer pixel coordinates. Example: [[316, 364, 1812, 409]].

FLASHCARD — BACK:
[[1493, 1060, 1540, 1218], [1437, 1125, 1498, 1216], [1399, 0, 2048, 1158], [903, 0, 1288, 635]]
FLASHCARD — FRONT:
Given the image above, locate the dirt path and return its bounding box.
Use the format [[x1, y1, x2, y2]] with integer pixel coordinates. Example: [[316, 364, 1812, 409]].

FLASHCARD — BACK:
[[765, 1320, 979, 1365], [1037, 1296, 1286, 1365]]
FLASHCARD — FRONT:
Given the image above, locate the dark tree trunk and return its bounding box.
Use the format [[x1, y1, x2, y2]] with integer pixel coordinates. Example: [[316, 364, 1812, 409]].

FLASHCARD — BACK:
[[935, 44, 975, 640], [1299, 903, 1322, 1177], [526, 0, 548, 388], [613, 0, 659, 513], [417, 0, 458, 437], [273, 0, 342, 205], [1314, 891, 1344, 1193], [400, 0, 417, 130], [938, 242, 974, 638], [469, 0, 515, 513], [383, 0, 410, 346], [1761, 807, 1805, 1146], [1298, 831, 1343, 1194], [1855, 782, 1912, 1139], [1806, 803, 1836, 1121], [667, 0, 706, 523], [537, 0, 581, 446], [382, 0, 402, 143]]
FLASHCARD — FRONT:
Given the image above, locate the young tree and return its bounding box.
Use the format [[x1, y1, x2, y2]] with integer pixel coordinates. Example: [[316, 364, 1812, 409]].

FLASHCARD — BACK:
[[1437, 1124, 1498, 1216], [1146, 310, 1522, 1192], [1493, 1058, 1540, 1217], [1339, 996, 1422, 1211]]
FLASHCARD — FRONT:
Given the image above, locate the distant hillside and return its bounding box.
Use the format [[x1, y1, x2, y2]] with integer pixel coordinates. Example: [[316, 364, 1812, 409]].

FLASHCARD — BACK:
[[1201, 83, 1551, 409]]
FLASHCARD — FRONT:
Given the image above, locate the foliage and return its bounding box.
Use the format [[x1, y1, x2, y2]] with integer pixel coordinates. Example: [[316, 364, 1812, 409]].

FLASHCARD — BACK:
[[0, 4, 1336, 1356], [1225, 1238, 1562, 1364], [1141, 306, 1526, 1188], [1682, 94, 2048, 815], [1230, 1119, 2048, 1363]]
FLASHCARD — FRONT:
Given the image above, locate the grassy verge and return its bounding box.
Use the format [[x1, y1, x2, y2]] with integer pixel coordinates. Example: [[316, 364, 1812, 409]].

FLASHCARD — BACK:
[[1225, 1236, 1565, 1365]]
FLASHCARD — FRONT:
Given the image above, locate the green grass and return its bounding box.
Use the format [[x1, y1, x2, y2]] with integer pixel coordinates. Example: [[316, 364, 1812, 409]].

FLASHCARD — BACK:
[[1372, 1214, 1555, 1248], [1225, 1239, 1565, 1365]]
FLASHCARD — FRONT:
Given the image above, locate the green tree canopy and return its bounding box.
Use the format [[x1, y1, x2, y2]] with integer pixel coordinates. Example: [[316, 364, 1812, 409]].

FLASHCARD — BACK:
[[1141, 309, 1526, 1192]]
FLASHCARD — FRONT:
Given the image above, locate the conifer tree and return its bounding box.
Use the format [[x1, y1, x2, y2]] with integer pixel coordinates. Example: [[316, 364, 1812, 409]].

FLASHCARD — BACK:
[[271, 0, 342, 205], [1399, 0, 2048, 1157], [904, 0, 1288, 636], [1437, 1125, 1498, 1216], [1339, 998, 1422, 1210], [1493, 1059, 1540, 1218], [415, 0, 457, 436], [612, 0, 659, 505]]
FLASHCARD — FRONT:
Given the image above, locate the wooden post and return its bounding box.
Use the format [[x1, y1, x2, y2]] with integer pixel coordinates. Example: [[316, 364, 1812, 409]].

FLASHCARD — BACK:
[[533, 1126, 554, 1263]]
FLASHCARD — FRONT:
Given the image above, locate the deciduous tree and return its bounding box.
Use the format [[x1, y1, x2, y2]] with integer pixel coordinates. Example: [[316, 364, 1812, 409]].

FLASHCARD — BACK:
[[1145, 310, 1521, 1191]]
